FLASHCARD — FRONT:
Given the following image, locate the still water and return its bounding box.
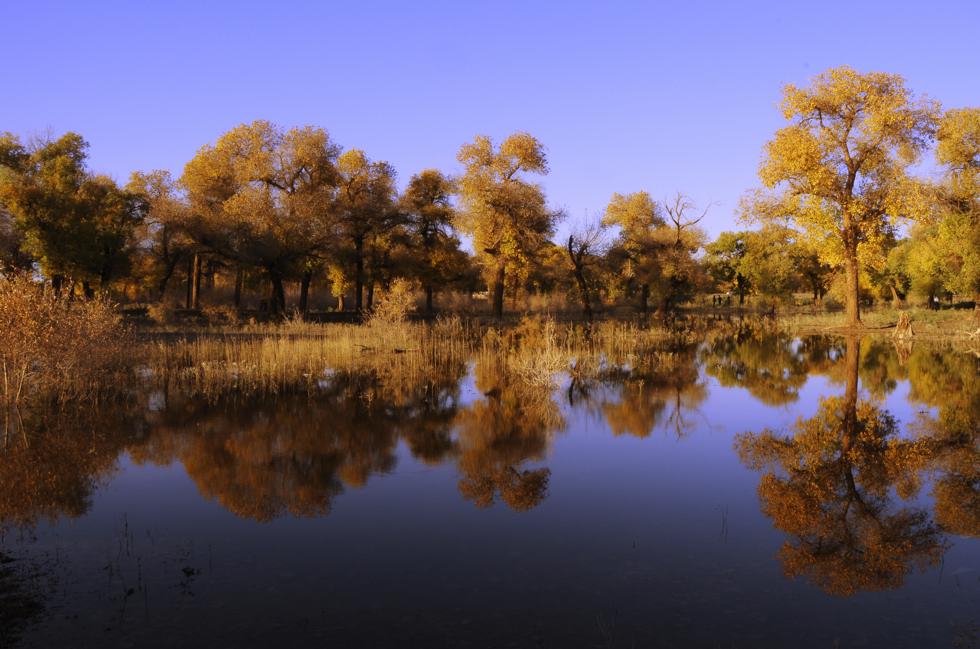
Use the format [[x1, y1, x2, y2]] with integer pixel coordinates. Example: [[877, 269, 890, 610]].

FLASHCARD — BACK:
[[1, 333, 978, 648]]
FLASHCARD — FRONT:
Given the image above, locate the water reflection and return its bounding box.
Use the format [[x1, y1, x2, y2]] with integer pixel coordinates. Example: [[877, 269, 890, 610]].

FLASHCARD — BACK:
[[0, 406, 131, 529], [0, 330, 976, 605], [734, 336, 944, 596]]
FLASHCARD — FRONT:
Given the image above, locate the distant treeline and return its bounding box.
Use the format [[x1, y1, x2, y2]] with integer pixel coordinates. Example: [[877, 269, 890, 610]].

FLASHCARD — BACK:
[[1, 66, 977, 323]]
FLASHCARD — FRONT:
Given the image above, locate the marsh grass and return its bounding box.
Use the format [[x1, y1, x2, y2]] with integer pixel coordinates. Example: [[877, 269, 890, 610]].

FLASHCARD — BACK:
[[146, 315, 476, 397], [145, 312, 717, 398]]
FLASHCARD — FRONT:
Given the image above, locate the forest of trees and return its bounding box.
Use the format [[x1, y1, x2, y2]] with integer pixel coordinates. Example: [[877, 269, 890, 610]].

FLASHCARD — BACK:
[[0, 66, 977, 323]]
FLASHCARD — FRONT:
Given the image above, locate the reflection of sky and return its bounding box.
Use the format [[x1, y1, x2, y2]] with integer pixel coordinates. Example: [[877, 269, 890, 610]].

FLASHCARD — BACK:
[[12, 351, 980, 648]]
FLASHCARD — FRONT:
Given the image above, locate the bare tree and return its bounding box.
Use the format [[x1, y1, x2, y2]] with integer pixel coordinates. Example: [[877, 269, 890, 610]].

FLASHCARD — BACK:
[[662, 193, 711, 247], [565, 217, 608, 322]]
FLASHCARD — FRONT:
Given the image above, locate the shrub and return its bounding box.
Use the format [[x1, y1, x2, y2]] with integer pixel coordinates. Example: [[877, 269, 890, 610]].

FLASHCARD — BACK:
[[146, 301, 180, 325], [369, 279, 416, 327], [0, 275, 132, 404]]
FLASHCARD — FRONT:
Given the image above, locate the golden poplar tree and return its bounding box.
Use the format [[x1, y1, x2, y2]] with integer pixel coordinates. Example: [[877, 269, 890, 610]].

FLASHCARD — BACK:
[[455, 133, 558, 318], [744, 66, 940, 327]]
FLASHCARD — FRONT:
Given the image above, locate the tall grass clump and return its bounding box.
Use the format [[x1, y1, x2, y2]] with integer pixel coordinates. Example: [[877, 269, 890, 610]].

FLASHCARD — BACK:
[[0, 275, 132, 404]]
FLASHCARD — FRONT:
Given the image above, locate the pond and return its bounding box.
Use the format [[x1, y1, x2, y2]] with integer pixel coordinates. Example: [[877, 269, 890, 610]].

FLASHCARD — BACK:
[[1, 332, 978, 648]]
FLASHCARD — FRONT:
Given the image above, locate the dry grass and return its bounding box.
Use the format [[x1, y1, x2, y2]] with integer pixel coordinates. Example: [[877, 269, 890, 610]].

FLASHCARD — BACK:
[[0, 275, 133, 404], [145, 314, 476, 397], [779, 307, 978, 338], [141, 313, 716, 397]]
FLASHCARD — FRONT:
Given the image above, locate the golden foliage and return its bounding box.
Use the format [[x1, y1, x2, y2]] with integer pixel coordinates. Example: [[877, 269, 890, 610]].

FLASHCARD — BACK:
[[0, 275, 131, 404]]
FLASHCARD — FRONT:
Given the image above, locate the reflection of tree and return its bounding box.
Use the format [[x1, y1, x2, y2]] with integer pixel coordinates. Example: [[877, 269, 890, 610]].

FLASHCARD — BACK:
[[130, 379, 410, 521], [600, 350, 707, 438], [735, 336, 943, 596], [452, 359, 563, 511], [397, 377, 462, 465], [907, 350, 980, 538], [702, 330, 815, 406], [0, 407, 128, 529]]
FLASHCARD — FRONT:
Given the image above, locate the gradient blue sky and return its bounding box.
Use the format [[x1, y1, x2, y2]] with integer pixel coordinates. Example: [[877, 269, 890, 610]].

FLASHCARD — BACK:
[[3, 0, 978, 238]]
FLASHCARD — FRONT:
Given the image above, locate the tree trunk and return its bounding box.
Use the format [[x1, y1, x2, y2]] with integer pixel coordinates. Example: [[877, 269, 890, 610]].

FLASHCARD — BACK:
[[269, 272, 286, 316], [51, 274, 64, 297], [843, 252, 862, 327], [82, 281, 94, 299], [299, 270, 312, 316], [639, 283, 650, 315], [354, 238, 365, 313], [158, 258, 179, 299], [425, 284, 434, 316], [491, 264, 506, 319], [366, 281, 375, 310], [192, 254, 202, 309], [889, 283, 903, 308], [573, 268, 592, 322], [338, 294, 345, 311], [233, 267, 244, 308], [185, 257, 194, 309]]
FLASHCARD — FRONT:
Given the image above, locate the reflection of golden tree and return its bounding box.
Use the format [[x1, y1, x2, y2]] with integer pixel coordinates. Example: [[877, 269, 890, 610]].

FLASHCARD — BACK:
[[735, 337, 943, 596], [601, 350, 707, 438], [452, 359, 563, 511], [0, 407, 128, 529], [702, 330, 813, 406], [124, 364, 471, 522], [130, 384, 405, 521], [907, 350, 980, 538]]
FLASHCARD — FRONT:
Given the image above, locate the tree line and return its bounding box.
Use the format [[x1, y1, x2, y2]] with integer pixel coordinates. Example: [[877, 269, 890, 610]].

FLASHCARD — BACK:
[[1, 66, 977, 323]]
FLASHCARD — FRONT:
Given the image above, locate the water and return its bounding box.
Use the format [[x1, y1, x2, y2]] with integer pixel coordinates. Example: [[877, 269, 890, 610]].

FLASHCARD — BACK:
[[1, 333, 978, 648]]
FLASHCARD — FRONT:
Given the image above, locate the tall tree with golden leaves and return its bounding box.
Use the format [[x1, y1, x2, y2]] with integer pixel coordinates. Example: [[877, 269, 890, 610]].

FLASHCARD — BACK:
[[181, 121, 340, 314], [331, 149, 397, 313], [744, 66, 940, 327], [456, 133, 558, 318], [399, 169, 464, 315]]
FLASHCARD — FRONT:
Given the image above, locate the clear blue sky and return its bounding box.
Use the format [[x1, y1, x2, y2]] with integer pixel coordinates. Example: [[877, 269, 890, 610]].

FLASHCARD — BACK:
[[3, 0, 978, 238]]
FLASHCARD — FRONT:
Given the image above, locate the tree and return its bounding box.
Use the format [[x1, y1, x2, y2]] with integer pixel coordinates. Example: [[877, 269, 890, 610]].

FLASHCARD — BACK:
[[456, 133, 559, 318], [703, 231, 750, 304], [398, 169, 462, 315], [181, 121, 340, 314], [934, 107, 980, 310], [738, 225, 801, 306], [74, 174, 145, 293], [792, 240, 835, 304], [0, 209, 31, 274], [333, 149, 397, 314], [602, 191, 664, 313], [126, 170, 196, 300], [0, 132, 143, 295], [744, 66, 940, 327], [565, 219, 607, 321]]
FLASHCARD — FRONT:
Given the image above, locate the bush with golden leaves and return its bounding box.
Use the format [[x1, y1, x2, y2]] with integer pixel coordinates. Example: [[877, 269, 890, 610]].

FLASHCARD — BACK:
[[0, 275, 131, 404]]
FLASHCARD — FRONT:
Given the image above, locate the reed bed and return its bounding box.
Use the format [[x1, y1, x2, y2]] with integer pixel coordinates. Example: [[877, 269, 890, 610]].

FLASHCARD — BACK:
[[145, 314, 719, 397]]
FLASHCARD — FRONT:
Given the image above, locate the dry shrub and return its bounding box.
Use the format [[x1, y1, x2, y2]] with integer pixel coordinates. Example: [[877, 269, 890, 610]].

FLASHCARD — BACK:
[[369, 279, 416, 326], [146, 301, 179, 325], [0, 275, 131, 404], [201, 303, 241, 326]]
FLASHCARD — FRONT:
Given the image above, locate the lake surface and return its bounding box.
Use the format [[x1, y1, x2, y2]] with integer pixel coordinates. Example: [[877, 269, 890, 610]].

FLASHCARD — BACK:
[[1, 332, 978, 648]]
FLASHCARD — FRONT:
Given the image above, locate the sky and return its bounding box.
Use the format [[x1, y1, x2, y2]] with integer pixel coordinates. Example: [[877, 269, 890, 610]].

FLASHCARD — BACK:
[[3, 0, 979, 239]]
